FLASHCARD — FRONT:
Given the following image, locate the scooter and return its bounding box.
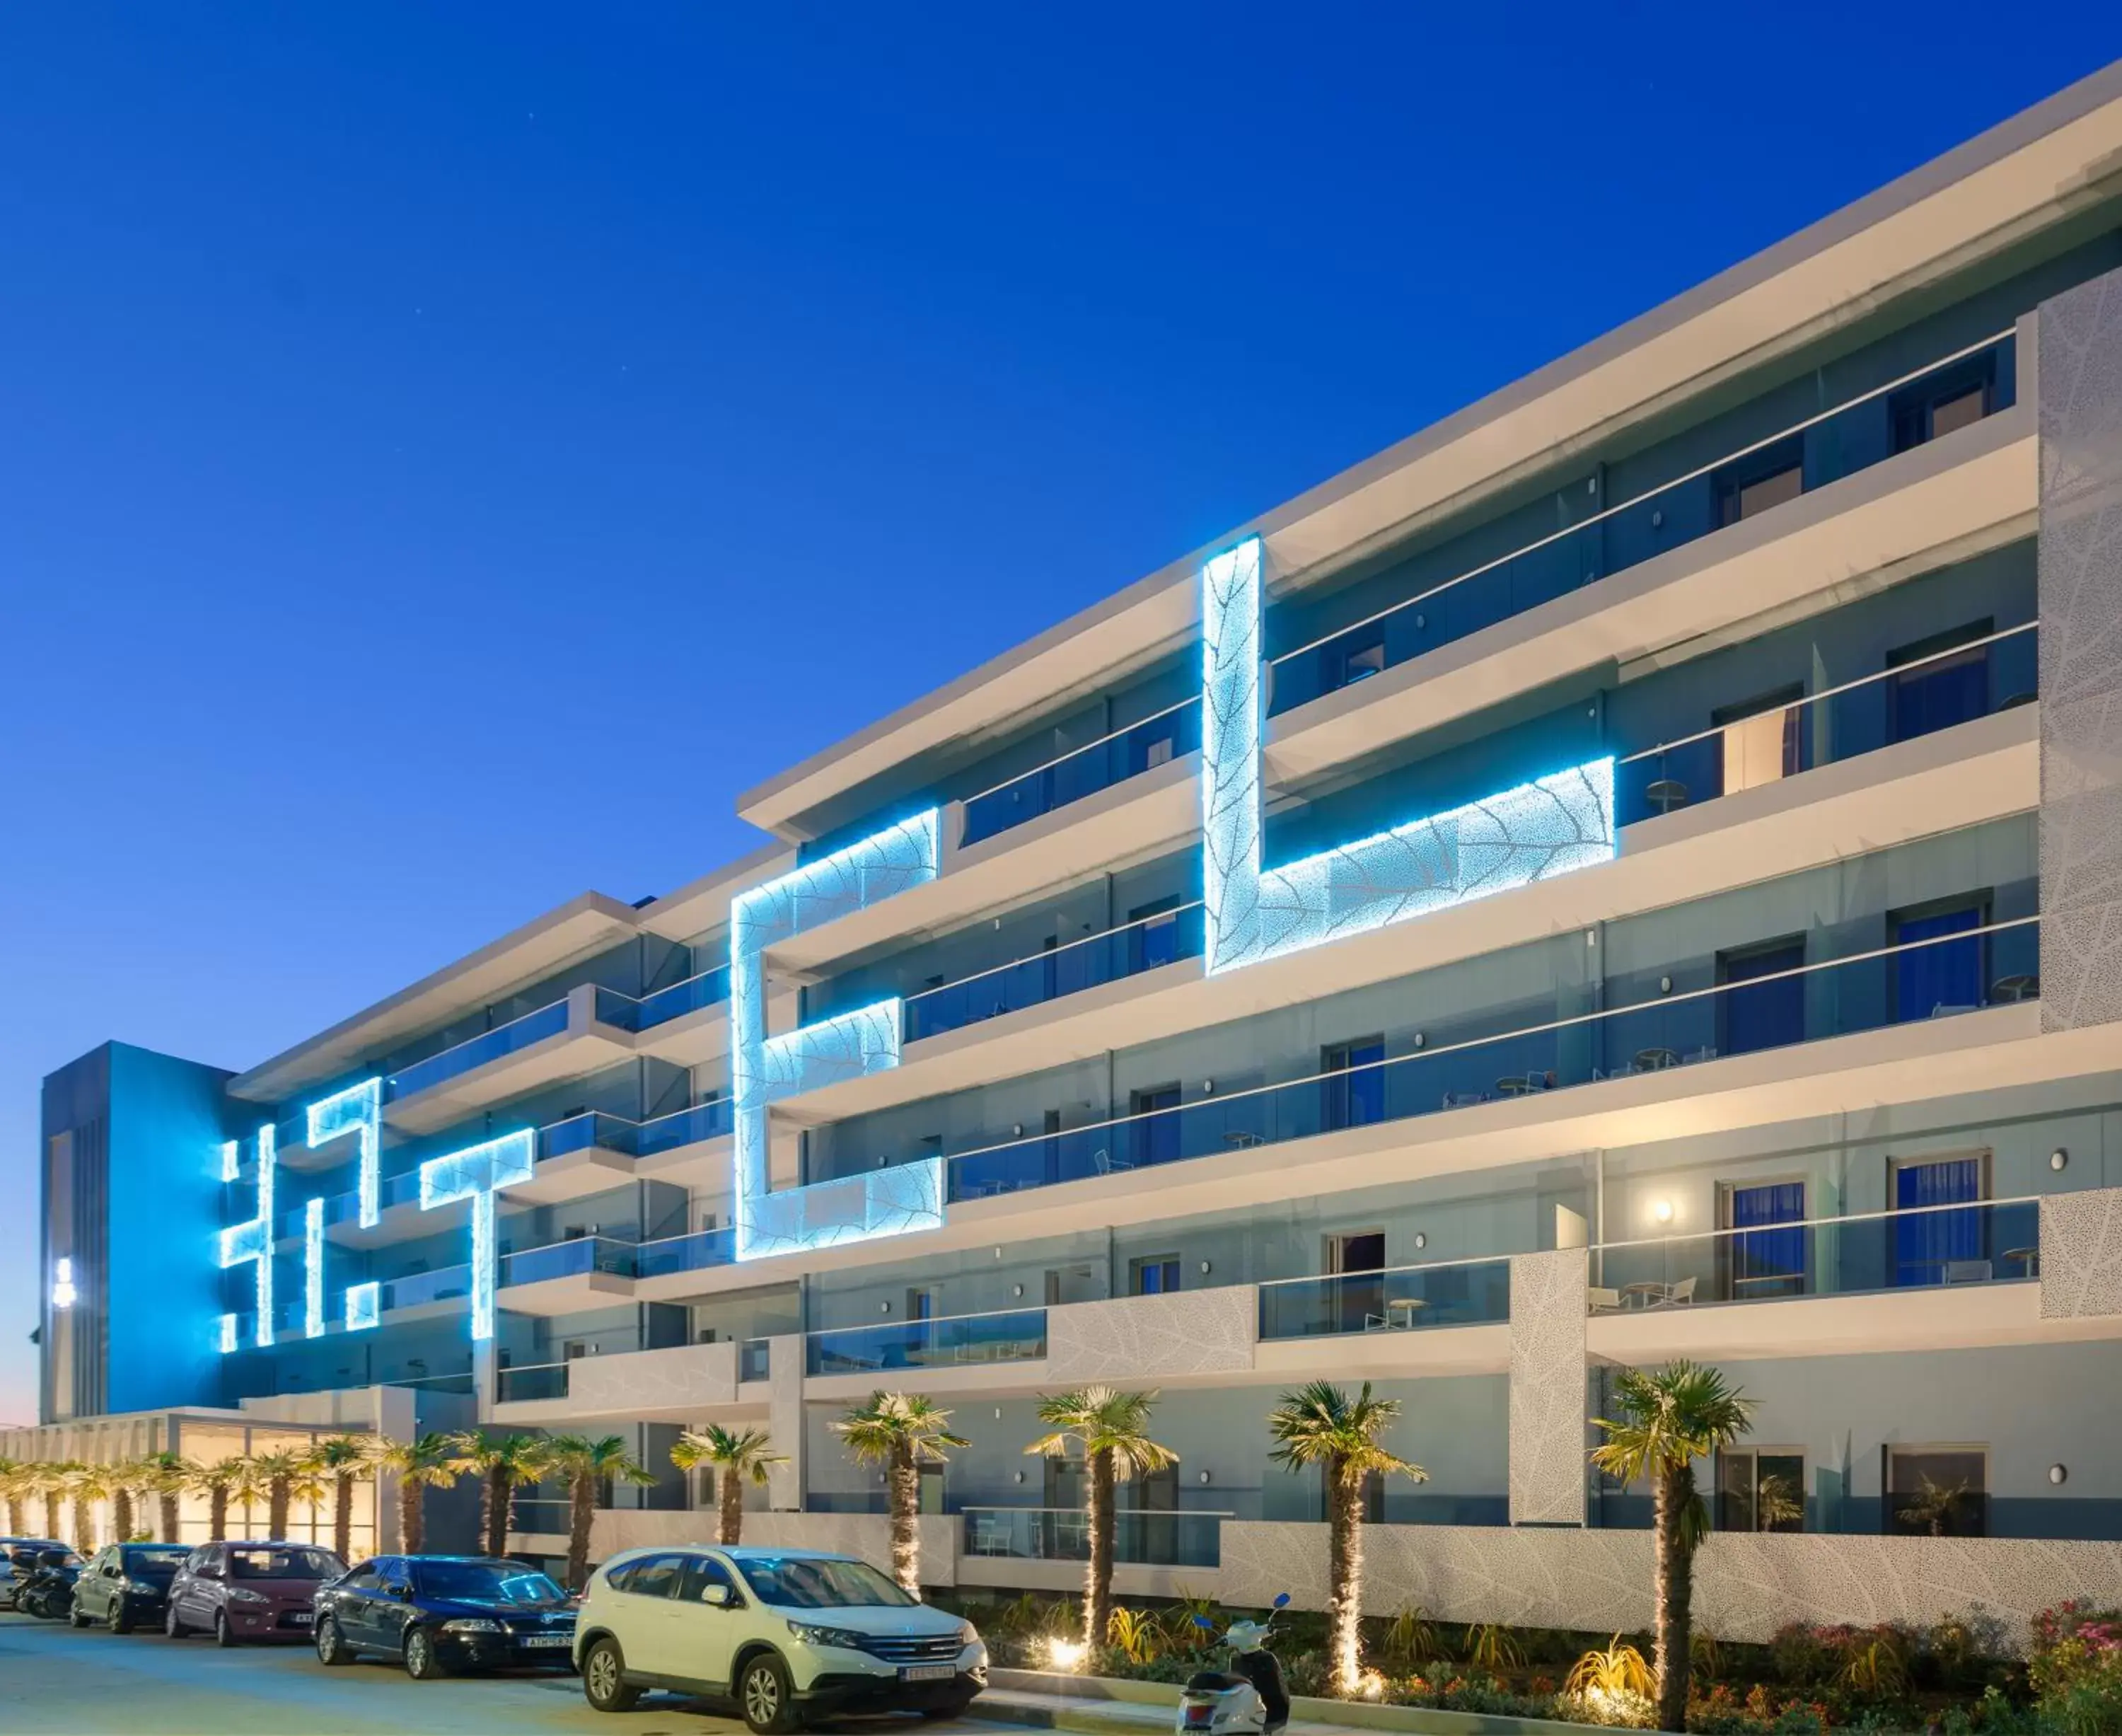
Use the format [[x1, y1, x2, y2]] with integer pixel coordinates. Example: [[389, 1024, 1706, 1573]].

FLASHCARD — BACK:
[[1178, 1593, 1291, 1736], [16, 1550, 83, 1621]]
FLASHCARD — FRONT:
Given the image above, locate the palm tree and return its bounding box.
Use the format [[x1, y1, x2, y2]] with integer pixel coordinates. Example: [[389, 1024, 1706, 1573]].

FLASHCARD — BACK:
[[221, 1455, 275, 1537], [1024, 1387, 1179, 1653], [0, 1459, 25, 1535], [1266, 1381, 1426, 1696], [833, 1393, 968, 1595], [671, 1425, 785, 1547], [448, 1432, 553, 1558], [139, 1452, 198, 1544], [307, 1436, 373, 1563], [1591, 1360, 1756, 1733], [1895, 1472, 1973, 1539], [108, 1459, 142, 1542], [190, 1458, 245, 1541], [373, 1433, 461, 1554], [63, 1462, 108, 1553], [34, 1462, 66, 1541], [546, 1435, 656, 1591], [251, 1448, 324, 1540]]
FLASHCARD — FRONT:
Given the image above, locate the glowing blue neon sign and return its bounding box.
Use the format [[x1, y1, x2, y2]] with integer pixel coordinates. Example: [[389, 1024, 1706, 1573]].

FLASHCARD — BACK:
[[303, 1198, 326, 1339], [344, 1281, 380, 1332], [217, 1122, 276, 1350], [417, 1129, 534, 1341], [308, 1077, 383, 1229]]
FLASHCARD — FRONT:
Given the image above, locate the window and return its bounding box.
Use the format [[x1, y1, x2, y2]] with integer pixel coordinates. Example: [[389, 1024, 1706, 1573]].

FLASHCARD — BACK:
[[1130, 1255, 1181, 1296], [1321, 1038, 1386, 1131], [1335, 625, 1386, 689], [1717, 1449, 1805, 1532], [1719, 1181, 1807, 1298], [906, 1288, 933, 1321], [340, 1562, 382, 1592], [1891, 1152, 1990, 1287], [1886, 1447, 1987, 1537], [1129, 898, 1184, 973], [1891, 899, 1987, 1022], [678, 1553, 736, 1603], [1887, 623, 1992, 743], [1715, 440, 1804, 527], [614, 1553, 687, 1598], [1717, 937, 1805, 1057], [1129, 1084, 1181, 1167], [1327, 1229, 1386, 1333], [1713, 687, 1803, 794], [1891, 359, 1993, 453]]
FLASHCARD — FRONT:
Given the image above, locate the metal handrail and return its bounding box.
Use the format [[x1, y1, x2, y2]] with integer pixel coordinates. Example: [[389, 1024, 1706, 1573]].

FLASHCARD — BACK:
[[1256, 1250, 1509, 1290], [959, 698, 1200, 808], [1593, 1192, 2041, 1254], [904, 903, 1204, 1005]]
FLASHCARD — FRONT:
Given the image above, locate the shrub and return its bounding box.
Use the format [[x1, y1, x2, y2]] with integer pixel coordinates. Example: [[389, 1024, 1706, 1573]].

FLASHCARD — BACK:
[[2029, 1602, 2122, 1735], [1462, 1621, 1523, 1672], [1106, 1606, 1161, 1665], [1379, 1602, 1441, 1667]]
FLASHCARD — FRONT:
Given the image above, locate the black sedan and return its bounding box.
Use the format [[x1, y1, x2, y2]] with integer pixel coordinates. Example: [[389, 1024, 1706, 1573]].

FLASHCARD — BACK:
[[70, 1542, 192, 1633], [313, 1554, 576, 1679]]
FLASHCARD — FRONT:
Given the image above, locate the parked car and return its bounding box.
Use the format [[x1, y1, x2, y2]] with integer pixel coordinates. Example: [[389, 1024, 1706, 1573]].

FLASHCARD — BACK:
[[164, 1540, 344, 1644], [573, 1546, 986, 1733], [12, 1546, 85, 1620], [313, 1553, 577, 1679], [69, 1541, 192, 1633], [0, 1540, 74, 1611]]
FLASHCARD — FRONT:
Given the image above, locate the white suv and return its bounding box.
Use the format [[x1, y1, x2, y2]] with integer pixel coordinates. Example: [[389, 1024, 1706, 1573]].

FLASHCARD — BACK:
[[574, 1544, 986, 1732]]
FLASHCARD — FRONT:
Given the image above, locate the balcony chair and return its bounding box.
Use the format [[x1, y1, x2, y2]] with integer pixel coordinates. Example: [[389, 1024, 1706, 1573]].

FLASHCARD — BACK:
[[1943, 1259, 1994, 1284], [1587, 1287, 1623, 1313]]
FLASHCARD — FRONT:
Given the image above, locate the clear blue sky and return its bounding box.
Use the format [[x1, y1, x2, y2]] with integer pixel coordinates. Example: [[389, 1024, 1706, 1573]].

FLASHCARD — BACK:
[[2, 6, 2115, 1424]]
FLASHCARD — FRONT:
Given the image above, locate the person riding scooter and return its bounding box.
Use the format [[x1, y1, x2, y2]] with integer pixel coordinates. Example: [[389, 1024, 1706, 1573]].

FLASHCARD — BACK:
[[1177, 1594, 1291, 1736]]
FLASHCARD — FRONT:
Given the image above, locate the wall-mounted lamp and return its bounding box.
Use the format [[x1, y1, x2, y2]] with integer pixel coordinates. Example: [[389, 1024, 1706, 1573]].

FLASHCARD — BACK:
[[1413, 1233, 1427, 1251], [2052, 1149, 2070, 1172], [1198, 1470, 1212, 1486], [1014, 1470, 1026, 1484], [995, 1246, 1004, 1259], [1012, 1284, 1025, 1298], [50, 1256, 76, 1310], [994, 1407, 1004, 1420], [1411, 1032, 1425, 1049], [1202, 1080, 1214, 1095], [1658, 976, 1673, 995], [2051, 1464, 2069, 1486], [1652, 1200, 1675, 1225], [878, 1301, 892, 1314]]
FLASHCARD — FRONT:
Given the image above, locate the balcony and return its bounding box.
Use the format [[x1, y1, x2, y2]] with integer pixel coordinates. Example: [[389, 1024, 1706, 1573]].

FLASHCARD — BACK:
[[806, 1309, 1048, 1377], [381, 987, 634, 1133], [958, 702, 1202, 850], [1615, 621, 2036, 828], [1257, 1256, 1511, 1339], [961, 1507, 1225, 1569], [941, 911, 2041, 1201]]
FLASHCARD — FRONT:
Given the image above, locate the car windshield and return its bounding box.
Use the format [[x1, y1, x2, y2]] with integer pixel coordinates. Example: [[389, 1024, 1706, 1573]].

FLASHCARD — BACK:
[[122, 1546, 190, 1578], [737, 1556, 915, 1609], [227, 1546, 339, 1580], [414, 1561, 567, 1604]]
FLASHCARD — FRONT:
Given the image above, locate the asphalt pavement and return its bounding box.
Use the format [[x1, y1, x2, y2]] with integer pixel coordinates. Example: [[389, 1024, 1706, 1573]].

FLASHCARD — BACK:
[[0, 1611, 1023, 1736]]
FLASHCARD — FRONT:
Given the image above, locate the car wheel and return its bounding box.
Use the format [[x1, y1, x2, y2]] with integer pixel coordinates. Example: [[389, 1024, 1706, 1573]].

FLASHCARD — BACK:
[[163, 1602, 185, 1639], [214, 1609, 238, 1648], [403, 1626, 448, 1681], [109, 1600, 133, 1636], [739, 1653, 801, 1735], [920, 1704, 972, 1721], [67, 1599, 89, 1628], [581, 1638, 641, 1713], [316, 1616, 355, 1666]]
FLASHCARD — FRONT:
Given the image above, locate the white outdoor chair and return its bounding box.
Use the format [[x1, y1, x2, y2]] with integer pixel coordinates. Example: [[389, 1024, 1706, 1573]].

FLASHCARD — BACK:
[[1943, 1259, 1994, 1284]]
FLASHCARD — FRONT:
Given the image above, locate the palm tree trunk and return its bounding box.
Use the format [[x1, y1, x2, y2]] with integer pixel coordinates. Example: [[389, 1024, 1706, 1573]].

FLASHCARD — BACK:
[[269, 1477, 291, 1540], [72, 1495, 93, 1553], [208, 1486, 228, 1542], [1085, 1447, 1115, 1653], [567, 1469, 595, 1592], [485, 1468, 510, 1558], [1326, 1458, 1361, 1696], [113, 1486, 134, 1542], [160, 1491, 180, 1544], [4, 1495, 22, 1534], [398, 1474, 425, 1554], [334, 1474, 354, 1563], [1653, 1462, 1695, 1732], [45, 1491, 62, 1539], [719, 1467, 744, 1546], [888, 1440, 920, 1595]]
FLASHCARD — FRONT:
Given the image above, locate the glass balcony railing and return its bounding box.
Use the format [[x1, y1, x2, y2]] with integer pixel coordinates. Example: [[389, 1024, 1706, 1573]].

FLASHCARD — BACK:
[[944, 913, 2039, 1200], [633, 1097, 735, 1156], [382, 1265, 472, 1309], [1258, 1256, 1511, 1339], [740, 1338, 772, 1381], [632, 1225, 738, 1279], [1592, 1198, 2041, 1309], [495, 1361, 571, 1402], [499, 1236, 636, 1288], [961, 1507, 1227, 1568], [1268, 331, 2018, 717], [958, 700, 1202, 849], [806, 1308, 1048, 1376], [384, 999, 571, 1102], [1616, 621, 2037, 828], [592, 968, 733, 1034], [904, 905, 1205, 1043]]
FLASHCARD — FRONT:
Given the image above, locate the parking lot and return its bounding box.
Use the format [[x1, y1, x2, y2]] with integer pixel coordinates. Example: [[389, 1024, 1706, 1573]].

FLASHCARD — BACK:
[[0, 1614, 1019, 1736]]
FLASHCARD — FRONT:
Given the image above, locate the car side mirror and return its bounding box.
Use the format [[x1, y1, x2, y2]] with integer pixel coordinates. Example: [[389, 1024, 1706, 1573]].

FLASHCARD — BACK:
[[385, 1581, 411, 1599], [700, 1582, 732, 1607]]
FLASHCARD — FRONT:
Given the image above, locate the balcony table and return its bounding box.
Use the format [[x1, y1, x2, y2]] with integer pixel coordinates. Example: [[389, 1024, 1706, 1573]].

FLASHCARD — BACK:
[[2002, 1246, 2040, 1276], [1645, 778, 1690, 814], [1993, 974, 2040, 1004], [1621, 1280, 1674, 1309]]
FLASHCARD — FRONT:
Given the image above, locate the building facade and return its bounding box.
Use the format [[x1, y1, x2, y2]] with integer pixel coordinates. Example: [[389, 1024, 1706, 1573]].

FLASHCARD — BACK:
[[18, 64, 2122, 1638]]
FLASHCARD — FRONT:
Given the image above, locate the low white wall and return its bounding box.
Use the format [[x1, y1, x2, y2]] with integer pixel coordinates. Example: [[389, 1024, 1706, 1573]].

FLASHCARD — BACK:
[[516, 1509, 960, 1587], [1219, 1520, 2122, 1650]]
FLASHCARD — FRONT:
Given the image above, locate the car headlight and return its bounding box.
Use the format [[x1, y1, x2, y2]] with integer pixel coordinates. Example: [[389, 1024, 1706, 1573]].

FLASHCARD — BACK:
[[441, 1618, 504, 1633], [226, 1587, 269, 1604], [787, 1621, 869, 1650], [959, 1623, 980, 1647]]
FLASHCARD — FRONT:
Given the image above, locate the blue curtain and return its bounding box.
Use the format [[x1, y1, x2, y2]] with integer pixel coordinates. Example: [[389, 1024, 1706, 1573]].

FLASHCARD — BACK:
[[1893, 1158, 1984, 1286], [1323, 1040, 1386, 1130], [1722, 944, 1806, 1055], [1894, 907, 1983, 1020], [1891, 647, 1988, 741], [1729, 1183, 1807, 1295]]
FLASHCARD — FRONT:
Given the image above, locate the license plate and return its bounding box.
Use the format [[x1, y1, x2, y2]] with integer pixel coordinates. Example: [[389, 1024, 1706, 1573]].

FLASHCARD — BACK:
[[523, 1634, 572, 1648], [286, 1612, 314, 1626], [901, 1665, 956, 1682]]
